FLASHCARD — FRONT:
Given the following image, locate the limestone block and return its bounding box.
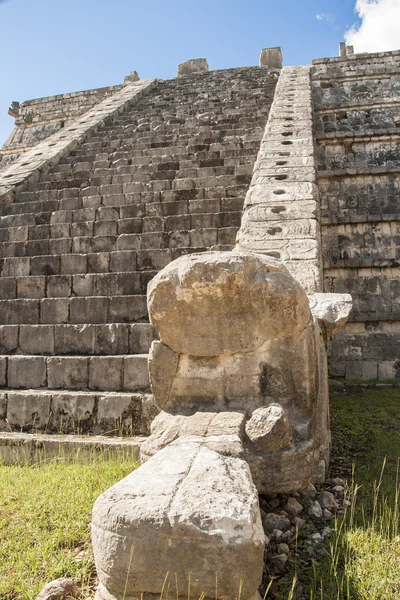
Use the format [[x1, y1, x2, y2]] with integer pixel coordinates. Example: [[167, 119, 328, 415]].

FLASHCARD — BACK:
[[140, 410, 246, 461], [123, 71, 140, 85], [7, 391, 51, 429], [308, 293, 352, 345], [148, 251, 311, 357], [47, 357, 89, 389], [148, 341, 178, 409], [93, 438, 264, 600], [8, 356, 46, 388], [259, 47, 282, 69], [51, 393, 95, 431], [19, 325, 55, 354], [123, 355, 150, 391], [178, 58, 209, 76], [95, 393, 155, 435], [89, 357, 123, 391], [245, 404, 292, 452]]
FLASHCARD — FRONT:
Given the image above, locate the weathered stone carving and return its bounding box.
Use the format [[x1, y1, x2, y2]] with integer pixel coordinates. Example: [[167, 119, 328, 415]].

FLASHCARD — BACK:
[[178, 58, 209, 76], [259, 47, 283, 69], [92, 250, 352, 600]]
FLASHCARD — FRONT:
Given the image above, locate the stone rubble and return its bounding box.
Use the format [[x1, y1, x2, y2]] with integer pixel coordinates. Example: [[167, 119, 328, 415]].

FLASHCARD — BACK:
[[258, 476, 347, 598]]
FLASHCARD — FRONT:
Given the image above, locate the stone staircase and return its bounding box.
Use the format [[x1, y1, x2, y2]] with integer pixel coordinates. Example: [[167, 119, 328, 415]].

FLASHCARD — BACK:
[[0, 66, 279, 456]]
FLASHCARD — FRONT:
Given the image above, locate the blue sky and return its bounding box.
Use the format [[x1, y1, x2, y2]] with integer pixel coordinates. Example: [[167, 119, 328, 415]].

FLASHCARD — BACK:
[[0, 0, 360, 145]]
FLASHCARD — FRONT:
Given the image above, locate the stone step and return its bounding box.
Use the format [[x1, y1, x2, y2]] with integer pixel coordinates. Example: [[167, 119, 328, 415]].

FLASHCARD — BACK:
[[0, 323, 156, 355], [0, 294, 149, 324], [0, 431, 145, 465], [1, 212, 242, 247], [4, 182, 248, 215], [0, 197, 244, 231], [0, 231, 237, 276], [0, 354, 150, 391], [0, 270, 156, 298], [56, 150, 256, 170], [38, 164, 248, 186], [0, 388, 154, 436]]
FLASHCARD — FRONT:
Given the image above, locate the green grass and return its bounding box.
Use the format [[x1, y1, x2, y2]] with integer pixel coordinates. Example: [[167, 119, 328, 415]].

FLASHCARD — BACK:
[[282, 387, 400, 600], [0, 453, 137, 599]]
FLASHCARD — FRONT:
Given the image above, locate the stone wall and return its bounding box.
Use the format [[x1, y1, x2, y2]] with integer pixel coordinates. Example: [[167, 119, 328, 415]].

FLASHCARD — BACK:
[[0, 84, 123, 172], [312, 50, 400, 379]]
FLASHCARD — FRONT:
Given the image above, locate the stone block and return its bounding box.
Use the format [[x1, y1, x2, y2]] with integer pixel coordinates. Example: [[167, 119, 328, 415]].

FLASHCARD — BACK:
[[123, 355, 150, 391], [178, 58, 209, 76], [51, 392, 95, 432], [0, 278, 16, 299], [60, 254, 87, 274], [345, 361, 363, 380], [47, 275, 71, 297], [17, 276, 46, 298], [89, 357, 123, 391], [40, 298, 69, 324], [2, 257, 30, 277], [259, 47, 283, 69], [8, 356, 47, 388], [7, 391, 51, 430], [148, 251, 310, 356], [0, 299, 39, 324], [31, 256, 60, 276], [47, 357, 89, 389], [245, 404, 292, 452], [70, 297, 108, 324], [94, 324, 129, 355], [54, 324, 95, 354], [19, 325, 54, 354], [96, 393, 146, 435], [0, 325, 18, 353], [361, 361, 378, 381], [129, 323, 157, 353], [378, 361, 396, 380], [93, 439, 264, 600]]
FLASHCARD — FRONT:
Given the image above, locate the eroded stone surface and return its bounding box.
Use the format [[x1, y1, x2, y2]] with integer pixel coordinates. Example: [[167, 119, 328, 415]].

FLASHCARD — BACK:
[[308, 293, 353, 346], [92, 438, 264, 600], [245, 404, 292, 452], [148, 251, 310, 357]]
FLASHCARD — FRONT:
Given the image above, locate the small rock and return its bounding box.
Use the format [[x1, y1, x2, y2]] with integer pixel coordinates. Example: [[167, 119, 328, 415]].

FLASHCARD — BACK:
[[36, 578, 78, 600], [269, 498, 280, 509], [331, 477, 344, 486], [344, 499, 351, 507], [301, 483, 317, 500], [310, 532, 322, 543], [262, 512, 291, 533], [293, 516, 306, 530], [277, 542, 290, 554], [309, 500, 323, 519], [280, 529, 293, 542], [259, 498, 270, 513], [285, 497, 303, 516], [332, 485, 345, 494], [272, 528, 283, 539], [245, 404, 293, 452], [270, 553, 288, 572], [322, 527, 334, 538], [320, 491, 339, 511], [323, 509, 333, 519]]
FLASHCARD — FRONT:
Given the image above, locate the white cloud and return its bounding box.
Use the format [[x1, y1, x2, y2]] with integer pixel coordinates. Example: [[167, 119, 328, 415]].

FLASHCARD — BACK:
[[345, 0, 400, 52], [316, 13, 334, 23]]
